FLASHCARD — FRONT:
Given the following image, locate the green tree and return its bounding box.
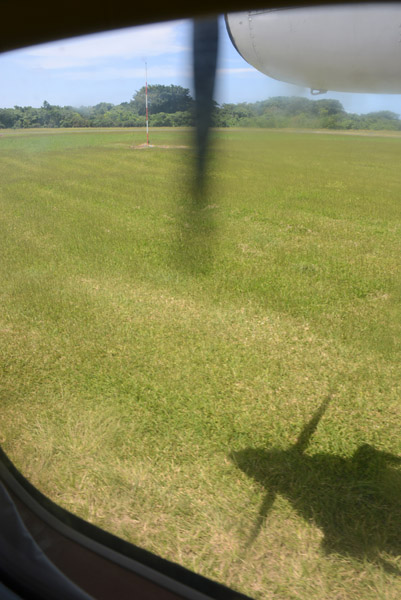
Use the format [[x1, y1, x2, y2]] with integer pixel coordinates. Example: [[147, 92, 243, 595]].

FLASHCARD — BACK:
[[0, 108, 18, 128], [364, 111, 401, 130], [92, 102, 114, 115], [40, 101, 64, 127], [313, 98, 344, 116], [131, 84, 193, 115]]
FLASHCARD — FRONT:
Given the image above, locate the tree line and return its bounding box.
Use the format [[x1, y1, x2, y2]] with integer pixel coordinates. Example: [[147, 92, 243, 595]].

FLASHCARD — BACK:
[[1, 84, 400, 131]]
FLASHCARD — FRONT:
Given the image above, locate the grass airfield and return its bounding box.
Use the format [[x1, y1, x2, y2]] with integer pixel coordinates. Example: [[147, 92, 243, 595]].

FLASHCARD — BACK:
[[1, 127, 401, 599]]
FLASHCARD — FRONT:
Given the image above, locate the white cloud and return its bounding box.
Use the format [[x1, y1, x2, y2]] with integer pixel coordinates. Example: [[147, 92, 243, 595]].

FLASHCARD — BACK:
[[217, 67, 255, 74], [18, 21, 190, 70], [60, 65, 191, 81]]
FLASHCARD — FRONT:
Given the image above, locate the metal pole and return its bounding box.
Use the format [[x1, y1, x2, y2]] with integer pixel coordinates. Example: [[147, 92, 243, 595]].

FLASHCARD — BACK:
[[145, 61, 149, 146]]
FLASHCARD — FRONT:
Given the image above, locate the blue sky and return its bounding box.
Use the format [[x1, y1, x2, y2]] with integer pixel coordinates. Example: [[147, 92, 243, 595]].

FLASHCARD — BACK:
[[1, 16, 400, 115]]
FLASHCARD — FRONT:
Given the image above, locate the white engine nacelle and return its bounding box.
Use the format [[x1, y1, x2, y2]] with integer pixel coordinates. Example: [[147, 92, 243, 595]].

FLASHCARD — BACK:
[[225, 5, 401, 94]]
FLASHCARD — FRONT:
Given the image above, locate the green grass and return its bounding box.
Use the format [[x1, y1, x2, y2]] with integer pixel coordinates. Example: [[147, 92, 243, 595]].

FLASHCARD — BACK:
[[1, 126, 401, 599]]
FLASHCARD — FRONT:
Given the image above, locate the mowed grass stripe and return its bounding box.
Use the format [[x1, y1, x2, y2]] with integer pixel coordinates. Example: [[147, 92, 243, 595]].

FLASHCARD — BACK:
[[1, 128, 401, 599]]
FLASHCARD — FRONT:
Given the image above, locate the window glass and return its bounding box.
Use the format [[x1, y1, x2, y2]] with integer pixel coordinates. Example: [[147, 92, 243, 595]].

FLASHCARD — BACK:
[[1, 10, 401, 599]]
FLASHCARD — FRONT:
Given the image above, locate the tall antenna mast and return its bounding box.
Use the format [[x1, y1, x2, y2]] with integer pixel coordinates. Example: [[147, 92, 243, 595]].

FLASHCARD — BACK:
[[145, 60, 149, 146]]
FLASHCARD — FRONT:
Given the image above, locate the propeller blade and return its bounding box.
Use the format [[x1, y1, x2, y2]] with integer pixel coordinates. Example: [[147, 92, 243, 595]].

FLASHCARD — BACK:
[[193, 17, 219, 192]]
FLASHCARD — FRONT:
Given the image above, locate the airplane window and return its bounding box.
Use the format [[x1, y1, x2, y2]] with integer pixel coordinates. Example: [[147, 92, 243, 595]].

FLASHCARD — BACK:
[[1, 7, 401, 600]]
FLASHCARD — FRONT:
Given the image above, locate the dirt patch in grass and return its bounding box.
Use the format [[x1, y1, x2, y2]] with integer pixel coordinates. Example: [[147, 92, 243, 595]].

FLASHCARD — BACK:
[[130, 143, 191, 149]]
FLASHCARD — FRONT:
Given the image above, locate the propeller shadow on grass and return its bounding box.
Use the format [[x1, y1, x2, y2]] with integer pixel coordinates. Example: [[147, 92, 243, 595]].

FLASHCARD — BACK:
[[231, 397, 401, 573]]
